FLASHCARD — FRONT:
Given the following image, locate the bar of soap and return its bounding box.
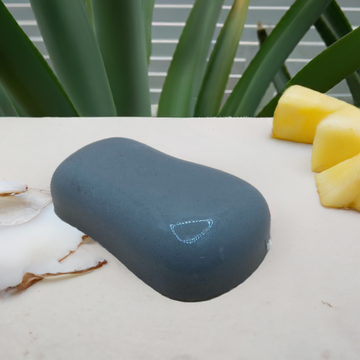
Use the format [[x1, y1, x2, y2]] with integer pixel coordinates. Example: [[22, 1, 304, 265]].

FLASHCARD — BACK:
[[51, 138, 271, 301]]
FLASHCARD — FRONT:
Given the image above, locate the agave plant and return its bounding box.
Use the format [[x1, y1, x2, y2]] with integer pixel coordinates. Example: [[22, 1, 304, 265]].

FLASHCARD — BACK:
[[0, 0, 359, 118]]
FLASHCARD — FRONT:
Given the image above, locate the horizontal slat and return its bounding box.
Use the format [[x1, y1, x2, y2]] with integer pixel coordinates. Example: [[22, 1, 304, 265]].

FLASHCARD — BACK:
[[151, 39, 326, 46], [25, 35, 328, 47], [6, 2, 360, 11], [153, 4, 360, 11], [152, 22, 358, 29], [19, 21, 359, 31], [17, 20, 35, 25], [149, 56, 308, 63], [4, 4, 31, 7]]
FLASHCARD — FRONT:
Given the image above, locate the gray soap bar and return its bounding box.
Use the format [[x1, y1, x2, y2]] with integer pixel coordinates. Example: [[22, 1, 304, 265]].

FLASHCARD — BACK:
[[51, 138, 271, 301]]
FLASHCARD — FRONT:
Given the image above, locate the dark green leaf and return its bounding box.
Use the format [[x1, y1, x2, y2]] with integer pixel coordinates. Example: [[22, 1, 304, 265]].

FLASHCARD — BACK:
[[256, 94, 280, 117], [194, 0, 250, 117], [316, 0, 353, 40], [345, 73, 360, 107], [314, 12, 338, 45], [0, 83, 18, 117], [142, 0, 156, 65], [258, 26, 360, 116], [91, 0, 151, 116], [30, 0, 117, 117], [157, 0, 224, 117], [257, 22, 291, 94], [85, 0, 94, 28], [0, 1, 77, 117], [219, 0, 332, 117], [289, 26, 360, 93], [314, 0, 360, 106]]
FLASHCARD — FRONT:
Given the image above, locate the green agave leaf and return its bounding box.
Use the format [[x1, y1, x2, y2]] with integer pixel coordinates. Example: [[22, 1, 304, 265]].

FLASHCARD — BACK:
[[256, 94, 280, 117], [142, 0, 156, 65], [157, 0, 224, 117], [288, 26, 360, 93], [316, 0, 353, 39], [91, 0, 151, 116], [0, 2, 77, 117], [314, 0, 360, 106], [257, 22, 291, 94], [345, 74, 360, 107], [194, 0, 250, 117], [84, 0, 94, 28], [0, 84, 18, 117], [30, 0, 116, 117], [258, 26, 360, 116], [219, 0, 332, 117], [314, 13, 338, 46]]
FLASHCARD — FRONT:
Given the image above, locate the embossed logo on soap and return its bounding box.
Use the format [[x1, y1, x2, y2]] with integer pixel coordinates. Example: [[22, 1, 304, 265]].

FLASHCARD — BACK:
[[170, 219, 214, 244]]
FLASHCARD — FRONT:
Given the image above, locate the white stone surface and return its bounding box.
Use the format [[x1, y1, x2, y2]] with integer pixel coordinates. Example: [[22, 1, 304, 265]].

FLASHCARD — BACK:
[[0, 117, 359, 360]]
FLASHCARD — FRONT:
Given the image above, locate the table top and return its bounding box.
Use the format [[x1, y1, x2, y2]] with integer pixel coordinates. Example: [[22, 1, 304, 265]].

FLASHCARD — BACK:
[[0, 117, 359, 360]]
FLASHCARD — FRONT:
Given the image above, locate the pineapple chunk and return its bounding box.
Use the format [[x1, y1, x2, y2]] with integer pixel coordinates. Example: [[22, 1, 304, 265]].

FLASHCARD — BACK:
[[315, 152, 360, 211], [311, 107, 360, 172], [272, 85, 351, 144]]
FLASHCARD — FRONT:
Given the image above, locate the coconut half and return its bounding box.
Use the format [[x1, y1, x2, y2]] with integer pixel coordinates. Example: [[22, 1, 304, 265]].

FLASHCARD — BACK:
[[0, 181, 107, 295]]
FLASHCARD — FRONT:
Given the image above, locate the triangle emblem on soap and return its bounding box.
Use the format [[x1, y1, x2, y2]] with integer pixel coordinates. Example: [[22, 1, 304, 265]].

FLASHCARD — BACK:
[[170, 219, 214, 245]]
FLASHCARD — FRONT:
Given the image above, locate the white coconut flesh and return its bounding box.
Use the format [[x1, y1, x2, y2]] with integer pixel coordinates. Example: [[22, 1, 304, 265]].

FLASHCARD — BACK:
[[0, 182, 107, 294], [0, 181, 28, 196], [0, 187, 52, 226]]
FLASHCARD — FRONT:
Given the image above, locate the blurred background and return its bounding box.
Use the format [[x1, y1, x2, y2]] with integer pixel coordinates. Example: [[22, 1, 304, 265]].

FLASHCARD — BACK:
[[4, 0, 359, 109]]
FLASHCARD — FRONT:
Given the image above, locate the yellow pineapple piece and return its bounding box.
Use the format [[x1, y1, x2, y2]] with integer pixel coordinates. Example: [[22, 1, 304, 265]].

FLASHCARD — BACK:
[[272, 85, 351, 144], [311, 106, 360, 172], [315, 152, 360, 211]]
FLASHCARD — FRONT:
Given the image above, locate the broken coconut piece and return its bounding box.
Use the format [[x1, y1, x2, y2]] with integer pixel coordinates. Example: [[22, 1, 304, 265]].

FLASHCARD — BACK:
[[0, 187, 52, 226], [0, 181, 28, 196], [0, 203, 107, 294], [5, 247, 107, 295]]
